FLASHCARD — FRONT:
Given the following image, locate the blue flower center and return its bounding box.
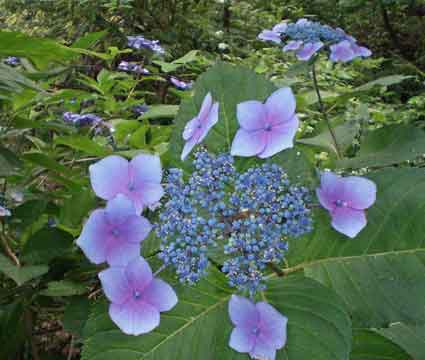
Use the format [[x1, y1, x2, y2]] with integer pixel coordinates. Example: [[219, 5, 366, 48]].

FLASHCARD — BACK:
[[111, 228, 120, 237], [335, 199, 348, 208], [264, 124, 272, 131], [252, 327, 261, 336], [133, 290, 142, 300], [128, 183, 136, 192]]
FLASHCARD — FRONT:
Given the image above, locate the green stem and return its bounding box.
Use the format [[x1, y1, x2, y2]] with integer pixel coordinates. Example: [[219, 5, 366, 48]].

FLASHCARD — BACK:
[[311, 63, 342, 159]]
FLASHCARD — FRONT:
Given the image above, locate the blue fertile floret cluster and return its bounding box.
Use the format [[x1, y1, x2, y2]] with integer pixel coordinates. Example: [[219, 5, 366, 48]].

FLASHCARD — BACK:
[[156, 150, 313, 295], [284, 21, 347, 44]]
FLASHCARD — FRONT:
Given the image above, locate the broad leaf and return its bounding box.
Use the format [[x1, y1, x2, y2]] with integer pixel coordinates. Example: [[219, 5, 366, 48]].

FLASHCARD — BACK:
[[337, 125, 425, 169], [141, 105, 179, 120], [63, 296, 91, 338], [55, 135, 112, 157], [0, 31, 76, 69], [298, 120, 359, 155], [0, 253, 48, 286], [21, 227, 74, 264], [304, 250, 425, 328], [351, 329, 410, 360], [81, 270, 351, 360], [40, 280, 87, 297], [377, 323, 425, 360], [0, 146, 22, 177]]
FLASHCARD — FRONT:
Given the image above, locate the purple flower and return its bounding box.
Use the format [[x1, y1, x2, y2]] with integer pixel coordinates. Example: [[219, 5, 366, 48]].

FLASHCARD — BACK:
[[0, 206, 11, 217], [316, 171, 377, 238], [231, 88, 299, 159], [118, 61, 150, 75], [296, 41, 323, 61], [228, 295, 287, 360], [127, 36, 165, 55], [258, 30, 282, 44], [89, 154, 164, 213], [63, 112, 102, 127], [181, 92, 219, 160], [283, 40, 303, 52], [170, 76, 193, 90], [76, 194, 152, 266], [330, 40, 372, 63], [3, 56, 20, 66], [99, 256, 177, 335], [133, 104, 149, 116], [272, 22, 288, 33]]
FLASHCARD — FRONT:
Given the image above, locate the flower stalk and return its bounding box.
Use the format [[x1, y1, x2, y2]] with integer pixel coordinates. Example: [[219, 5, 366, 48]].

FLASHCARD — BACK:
[[311, 62, 342, 159]]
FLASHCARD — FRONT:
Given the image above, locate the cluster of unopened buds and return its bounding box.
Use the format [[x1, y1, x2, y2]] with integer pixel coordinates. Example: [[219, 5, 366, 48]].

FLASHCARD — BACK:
[[258, 18, 372, 62], [77, 20, 377, 360]]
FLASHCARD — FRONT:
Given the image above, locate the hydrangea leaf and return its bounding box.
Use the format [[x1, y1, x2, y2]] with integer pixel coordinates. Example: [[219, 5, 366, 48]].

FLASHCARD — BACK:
[[81, 269, 351, 360], [21, 228, 74, 265], [0, 253, 48, 286], [304, 250, 425, 328], [337, 125, 425, 169], [40, 280, 87, 297], [55, 135, 112, 157], [376, 323, 425, 360], [350, 329, 410, 360]]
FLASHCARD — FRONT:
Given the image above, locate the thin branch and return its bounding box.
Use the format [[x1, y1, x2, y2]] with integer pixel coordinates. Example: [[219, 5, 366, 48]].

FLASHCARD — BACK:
[[311, 63, 342, 159]]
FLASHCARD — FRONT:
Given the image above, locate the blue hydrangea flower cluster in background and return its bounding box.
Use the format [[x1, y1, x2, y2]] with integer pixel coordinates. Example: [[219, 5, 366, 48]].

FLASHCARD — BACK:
[[156, 150, 313, 294], [127, 35, 165, 55], [118, 61, 150, 75], [3, 56, 20, 66], [258, 18, 371, 62], [63, 112, 102, 127]]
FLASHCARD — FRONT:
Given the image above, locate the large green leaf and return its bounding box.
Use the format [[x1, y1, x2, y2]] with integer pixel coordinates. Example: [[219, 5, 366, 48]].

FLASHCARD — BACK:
[[304, 250, 425, 328], [0, 31, 106, 69], [21, 227, 74, 264], [288, 168, 425, 264], [55, 135, 112, 157], [0, 31, 76, 69], [169, 62, 276, 165], [337, 125, 425, 169], [63, 296, 91, 338], [81, 270, 351, 360], [0, 253, 48, 286], [350, 329, 410, 360], [377, 323, 425, 360], [298, 121, 359, 155], [22, 152, 76, 178], [0, 63, 42, 100], [140, 105, 179, 120], [40, 280, 87, 297], [0, 146, 22, 177]]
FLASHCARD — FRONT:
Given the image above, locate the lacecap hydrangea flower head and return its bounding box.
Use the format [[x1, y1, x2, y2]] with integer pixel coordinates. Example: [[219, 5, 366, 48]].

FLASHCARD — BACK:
[[259, 18, 371, 62], [76, 74, 377, 359]]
